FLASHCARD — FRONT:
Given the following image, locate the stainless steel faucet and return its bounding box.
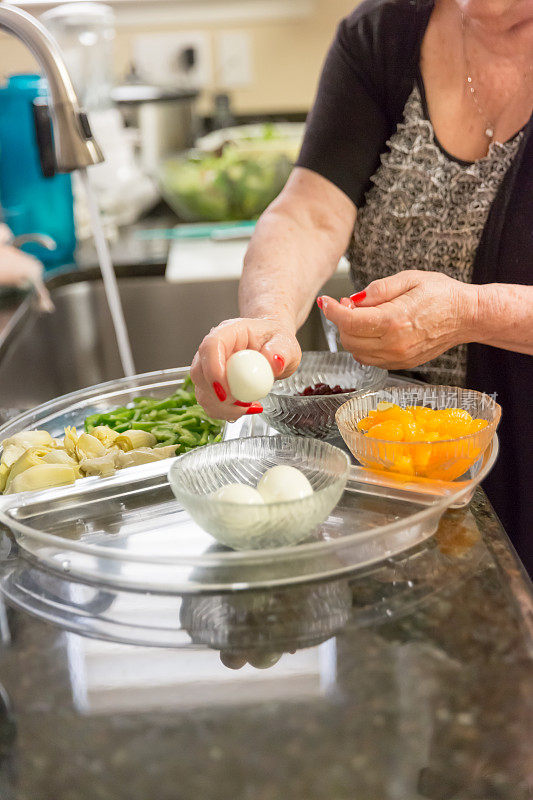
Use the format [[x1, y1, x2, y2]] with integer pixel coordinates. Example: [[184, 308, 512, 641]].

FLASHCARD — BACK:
[[0, 4, 104, 172]]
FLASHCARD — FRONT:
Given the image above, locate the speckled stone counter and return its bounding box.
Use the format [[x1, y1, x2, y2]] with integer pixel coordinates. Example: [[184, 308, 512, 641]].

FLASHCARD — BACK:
[[0, 489, 531, 800]]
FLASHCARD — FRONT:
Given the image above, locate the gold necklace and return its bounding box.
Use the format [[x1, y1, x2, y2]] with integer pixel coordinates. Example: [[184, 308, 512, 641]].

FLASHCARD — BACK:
[[461, 12, 533, 142]]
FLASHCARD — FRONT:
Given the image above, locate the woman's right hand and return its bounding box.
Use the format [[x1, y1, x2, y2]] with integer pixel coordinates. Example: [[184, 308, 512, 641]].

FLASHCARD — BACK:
[[190, 316, 301, 420]]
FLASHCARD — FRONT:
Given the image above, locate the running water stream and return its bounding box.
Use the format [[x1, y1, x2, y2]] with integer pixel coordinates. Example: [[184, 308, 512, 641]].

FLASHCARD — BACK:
[[79, 168, 136, 377]]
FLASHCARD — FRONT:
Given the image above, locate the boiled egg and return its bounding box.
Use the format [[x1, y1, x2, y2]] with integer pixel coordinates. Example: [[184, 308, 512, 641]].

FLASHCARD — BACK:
[[257, 465, 313, 503], [226, 350, 274, 403], [212, 483, 265, 505]]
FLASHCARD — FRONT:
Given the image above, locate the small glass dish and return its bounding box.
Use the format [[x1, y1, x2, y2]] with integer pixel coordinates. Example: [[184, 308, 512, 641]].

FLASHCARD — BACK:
[[335, 385, 501, 481], [168, 435, 350, 550], [261, 352, 387, 440]]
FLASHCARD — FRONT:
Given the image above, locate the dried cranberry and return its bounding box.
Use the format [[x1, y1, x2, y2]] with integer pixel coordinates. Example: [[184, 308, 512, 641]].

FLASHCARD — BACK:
[[297, 383, 358, 397]]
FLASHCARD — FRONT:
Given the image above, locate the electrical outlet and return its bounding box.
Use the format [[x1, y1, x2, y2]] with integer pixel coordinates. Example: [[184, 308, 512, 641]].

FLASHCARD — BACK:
[[216, 31, 253, 89], [133, 32, 212, 89]]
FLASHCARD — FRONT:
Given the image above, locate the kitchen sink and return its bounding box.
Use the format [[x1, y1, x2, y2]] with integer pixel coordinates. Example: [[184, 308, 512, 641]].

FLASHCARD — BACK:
[[0, 264, 351, 410]]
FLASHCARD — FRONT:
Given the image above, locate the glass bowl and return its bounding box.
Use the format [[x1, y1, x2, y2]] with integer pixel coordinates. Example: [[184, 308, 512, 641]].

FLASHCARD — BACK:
[[158, 149, 292, 222], [335, 385, 501, 481], [261, 352, 387, 440], [168, 435, 350, 550]]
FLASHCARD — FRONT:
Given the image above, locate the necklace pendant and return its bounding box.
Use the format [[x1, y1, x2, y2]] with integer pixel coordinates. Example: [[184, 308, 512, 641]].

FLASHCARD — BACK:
[[485, 126, 494, 139]]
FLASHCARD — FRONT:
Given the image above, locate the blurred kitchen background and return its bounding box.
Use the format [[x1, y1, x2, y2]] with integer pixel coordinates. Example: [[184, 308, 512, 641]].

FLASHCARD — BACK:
[[0, 0, 356, 271]]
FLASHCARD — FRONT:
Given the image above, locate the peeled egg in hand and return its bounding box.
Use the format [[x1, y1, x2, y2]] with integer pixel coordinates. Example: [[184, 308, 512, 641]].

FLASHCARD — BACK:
[[226, 350, 274, 403], [212, 483, 265, 505], [257, 465, 313, 503]]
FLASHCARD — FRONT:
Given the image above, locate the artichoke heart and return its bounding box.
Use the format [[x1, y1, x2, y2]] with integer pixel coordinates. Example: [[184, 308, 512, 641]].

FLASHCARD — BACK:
[[116, 445, 177, 468], [91, 426, 120, 448], [63, 426, 79, 458], [7, 463, 77, 494], [115, 430, 157, 452], [75, 433, 107, 461], [42, 448, 82, 477], [0, 463, 10, 493], [4, 446, 53, 492], [1, 430, 55, 468], [79, 452, 118, 478]]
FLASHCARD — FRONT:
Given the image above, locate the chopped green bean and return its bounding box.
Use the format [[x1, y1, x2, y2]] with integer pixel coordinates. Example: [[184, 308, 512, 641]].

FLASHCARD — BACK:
[[84, 378, 224, 453]]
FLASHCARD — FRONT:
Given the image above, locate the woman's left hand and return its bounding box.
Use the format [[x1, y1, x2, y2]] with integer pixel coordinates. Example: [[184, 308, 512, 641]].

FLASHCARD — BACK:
[[319, 270, 478, 370]]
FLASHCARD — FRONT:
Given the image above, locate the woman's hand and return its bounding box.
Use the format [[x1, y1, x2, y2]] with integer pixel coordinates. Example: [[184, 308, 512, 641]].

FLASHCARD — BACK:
[[319, 270, 478, 370], [0, 234, 54, 312], [190, 316, 301, 420], [0, 243, 43, 288]]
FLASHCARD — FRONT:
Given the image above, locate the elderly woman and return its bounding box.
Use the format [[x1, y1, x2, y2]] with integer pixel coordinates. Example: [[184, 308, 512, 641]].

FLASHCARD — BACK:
[[191, 0, 533, 571]]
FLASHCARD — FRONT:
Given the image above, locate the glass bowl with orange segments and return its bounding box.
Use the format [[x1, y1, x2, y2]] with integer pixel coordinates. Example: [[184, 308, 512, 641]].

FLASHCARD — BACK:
[[335, 385, 501, 482]]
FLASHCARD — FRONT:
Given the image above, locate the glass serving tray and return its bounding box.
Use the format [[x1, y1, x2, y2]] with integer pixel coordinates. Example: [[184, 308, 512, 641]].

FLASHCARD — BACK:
[[0, 369, 498, 593]]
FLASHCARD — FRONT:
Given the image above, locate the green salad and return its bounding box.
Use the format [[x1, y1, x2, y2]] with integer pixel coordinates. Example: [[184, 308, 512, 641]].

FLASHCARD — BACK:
[[159, 147, 292, 222]]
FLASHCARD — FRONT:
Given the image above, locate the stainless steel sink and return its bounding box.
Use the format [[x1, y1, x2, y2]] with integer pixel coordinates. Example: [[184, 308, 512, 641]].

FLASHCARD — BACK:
[[0, 264, 351, 410]]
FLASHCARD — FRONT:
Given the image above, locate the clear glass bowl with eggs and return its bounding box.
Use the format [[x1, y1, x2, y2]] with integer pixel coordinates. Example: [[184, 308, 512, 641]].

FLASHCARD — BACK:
[[168, 435, 350, 550], [335, 385, 501, 481], [261, 352, 387, 439]]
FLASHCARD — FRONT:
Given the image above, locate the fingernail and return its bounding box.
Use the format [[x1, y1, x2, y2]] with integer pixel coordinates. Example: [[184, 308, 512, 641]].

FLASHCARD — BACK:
[[316, 297, 323, 310], [213, 381, 227, 402], [350, 290, 367, 303], [273, 354, 285, 373], [233, 400, 252, 408], [245, 404, 263, 415]]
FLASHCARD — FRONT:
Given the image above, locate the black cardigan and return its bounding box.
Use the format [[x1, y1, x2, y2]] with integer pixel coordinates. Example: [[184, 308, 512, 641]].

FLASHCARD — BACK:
[[297, 0, 533, 571]]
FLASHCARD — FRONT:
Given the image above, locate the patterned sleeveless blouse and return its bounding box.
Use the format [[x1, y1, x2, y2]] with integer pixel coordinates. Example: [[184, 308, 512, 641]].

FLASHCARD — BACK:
[[348, 80, 523, 386]]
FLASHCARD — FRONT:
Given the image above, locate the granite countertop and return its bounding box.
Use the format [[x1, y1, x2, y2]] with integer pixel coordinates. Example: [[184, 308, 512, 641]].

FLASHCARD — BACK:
[[0, 489, 531, 800]]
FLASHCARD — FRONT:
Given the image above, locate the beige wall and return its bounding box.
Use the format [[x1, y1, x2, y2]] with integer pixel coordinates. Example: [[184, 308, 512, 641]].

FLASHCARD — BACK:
[[0, 0, 357, 114]]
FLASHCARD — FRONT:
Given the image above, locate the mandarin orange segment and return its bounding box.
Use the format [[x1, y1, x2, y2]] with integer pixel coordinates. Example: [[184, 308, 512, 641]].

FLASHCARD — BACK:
[[419, 411, 446, 433], [391, 453, 415, 476], [372, 404, 415, 426], [469, 418, 488, 433], [409, 405, 436, 425], [412, 443, 434, 470], [357, 415, 376, 432], [440, 408, 473, 424], [403, 422, 424, 442], [366, 422, 405, 441], [440, 419, 472, 438]]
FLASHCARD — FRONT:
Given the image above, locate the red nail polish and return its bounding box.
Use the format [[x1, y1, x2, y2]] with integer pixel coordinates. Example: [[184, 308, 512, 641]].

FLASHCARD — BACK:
[[245, 404, 263, 415], [316, 297, 323, 310], [233, 400, 252, 408], [213, 382, 227, 402], [273, 354, 285, 373], [350, 290, 367, 303]]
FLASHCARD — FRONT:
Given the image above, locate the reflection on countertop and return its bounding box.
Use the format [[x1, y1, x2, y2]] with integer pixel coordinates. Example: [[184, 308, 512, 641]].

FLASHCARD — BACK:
[[0, 490, 531, 800]]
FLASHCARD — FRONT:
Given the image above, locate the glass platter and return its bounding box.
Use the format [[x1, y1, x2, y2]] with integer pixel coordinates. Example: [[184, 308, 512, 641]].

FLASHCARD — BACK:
[[0, 369, 498, 594]]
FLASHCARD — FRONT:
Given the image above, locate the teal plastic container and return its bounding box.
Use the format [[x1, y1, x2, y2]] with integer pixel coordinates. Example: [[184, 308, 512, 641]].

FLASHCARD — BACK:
[[0, 74, 76, 268]]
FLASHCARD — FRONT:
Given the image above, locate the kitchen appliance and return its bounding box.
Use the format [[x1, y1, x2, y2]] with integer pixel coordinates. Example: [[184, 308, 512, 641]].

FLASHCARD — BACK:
[[41, 2, 158, 237], [111, 83, 199, 175], [0, 3, 103, 266], [0, 74, 76, 268]]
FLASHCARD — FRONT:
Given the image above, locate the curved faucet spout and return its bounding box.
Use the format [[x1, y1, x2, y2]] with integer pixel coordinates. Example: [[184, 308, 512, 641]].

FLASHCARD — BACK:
[[0, 4, 103, 172]]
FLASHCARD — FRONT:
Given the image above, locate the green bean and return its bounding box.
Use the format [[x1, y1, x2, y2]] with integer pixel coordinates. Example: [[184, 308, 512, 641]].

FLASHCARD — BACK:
[[84, 377, 224, 452]]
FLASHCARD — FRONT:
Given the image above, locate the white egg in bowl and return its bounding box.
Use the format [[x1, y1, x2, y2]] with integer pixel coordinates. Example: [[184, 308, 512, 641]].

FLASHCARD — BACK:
[[169, 435, 350, 550], [257, 465, 313, 503]]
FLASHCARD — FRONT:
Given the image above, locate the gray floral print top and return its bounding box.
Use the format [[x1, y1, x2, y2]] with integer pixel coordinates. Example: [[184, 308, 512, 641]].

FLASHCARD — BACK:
[[348, 82, 523, 386]]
